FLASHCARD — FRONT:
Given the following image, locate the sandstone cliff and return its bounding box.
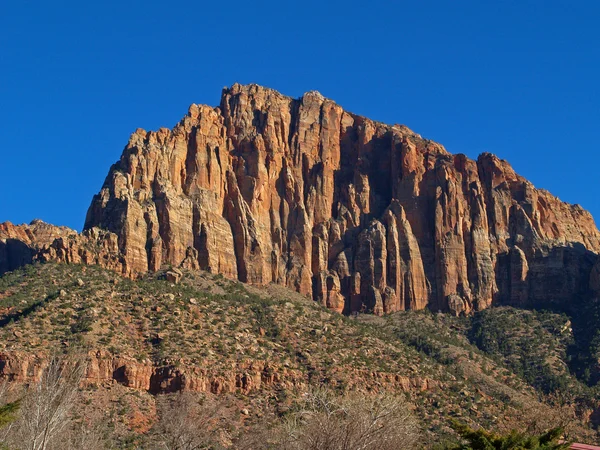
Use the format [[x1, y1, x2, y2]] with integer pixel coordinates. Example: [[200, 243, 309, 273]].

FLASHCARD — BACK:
[[0, 220, 127, 276], [5, 84, 600, 314], [0, 350, 434, 395], [0, 220, 76, 274]]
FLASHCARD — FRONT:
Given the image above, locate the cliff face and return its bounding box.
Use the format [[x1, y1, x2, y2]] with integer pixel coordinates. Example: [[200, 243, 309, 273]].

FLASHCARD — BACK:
[[0, 350, 434, 395], [0, 221, 127, 276], [2, 85, 598, 314], [0, 220, 76, 274], [80, 84, 600, 314]]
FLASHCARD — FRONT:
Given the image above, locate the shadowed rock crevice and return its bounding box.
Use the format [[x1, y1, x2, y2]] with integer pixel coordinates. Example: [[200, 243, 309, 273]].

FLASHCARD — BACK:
[[0, 239, 35, 274]]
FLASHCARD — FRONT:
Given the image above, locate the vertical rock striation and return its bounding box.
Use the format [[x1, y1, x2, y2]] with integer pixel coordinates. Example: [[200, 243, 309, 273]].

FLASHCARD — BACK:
[[83, 84, 600, 313], [5, 84, 600, 314]]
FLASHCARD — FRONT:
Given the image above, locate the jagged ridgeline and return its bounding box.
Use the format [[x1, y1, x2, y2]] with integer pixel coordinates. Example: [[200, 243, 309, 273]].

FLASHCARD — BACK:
[[2, 84, 600, 315]]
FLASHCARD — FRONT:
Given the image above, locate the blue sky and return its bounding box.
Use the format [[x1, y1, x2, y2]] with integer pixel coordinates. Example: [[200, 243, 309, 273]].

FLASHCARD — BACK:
[[1, 0, 599, 230]]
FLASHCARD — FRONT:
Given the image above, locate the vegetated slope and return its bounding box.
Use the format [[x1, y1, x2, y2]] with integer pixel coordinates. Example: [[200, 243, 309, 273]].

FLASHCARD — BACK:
[[0, 263, 598, 445], [469, 308, 580, 396], [383, 310, 600, 430]]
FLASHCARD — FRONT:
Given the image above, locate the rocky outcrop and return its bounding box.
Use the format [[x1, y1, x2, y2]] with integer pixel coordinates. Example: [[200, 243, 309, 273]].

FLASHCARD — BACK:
[[0, 350, 435, 395], [0, 221, 127, 276], [4, 84, 600, 314], [37, 227, 127, 274], [0, 220, 76, 274]]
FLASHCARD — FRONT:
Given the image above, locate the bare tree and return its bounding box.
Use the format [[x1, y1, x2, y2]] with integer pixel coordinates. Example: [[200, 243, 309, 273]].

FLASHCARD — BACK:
[[498, 400, 590, 444], [150, 392, 226, 450], [0, 379, 20, 446], [61, 419, 106, 450], [275, 387, 421, 450], [0, 380, 8, 405], [9, 355, 86, 450]]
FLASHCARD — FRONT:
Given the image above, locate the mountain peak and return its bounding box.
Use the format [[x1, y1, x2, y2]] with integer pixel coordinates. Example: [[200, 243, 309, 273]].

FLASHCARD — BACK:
[[2, 84, 599, 316]]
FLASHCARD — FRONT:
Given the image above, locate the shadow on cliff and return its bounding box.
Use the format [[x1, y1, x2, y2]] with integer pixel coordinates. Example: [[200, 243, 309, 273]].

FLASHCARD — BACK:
[[0, 239, 36, 276], [495, 242, 597, 309], [494, 242, 600, 387], [332, 125, 394, 225]]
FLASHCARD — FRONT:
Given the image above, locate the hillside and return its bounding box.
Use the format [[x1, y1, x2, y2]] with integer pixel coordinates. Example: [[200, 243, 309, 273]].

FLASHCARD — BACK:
[[1, 84, 600, 448], [0, 262, 599, 447]]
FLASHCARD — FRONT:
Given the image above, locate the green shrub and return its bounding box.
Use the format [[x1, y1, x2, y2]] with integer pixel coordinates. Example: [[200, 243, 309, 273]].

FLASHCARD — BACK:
[[0, 400, 20, 429], [444, 421, 569, 450]]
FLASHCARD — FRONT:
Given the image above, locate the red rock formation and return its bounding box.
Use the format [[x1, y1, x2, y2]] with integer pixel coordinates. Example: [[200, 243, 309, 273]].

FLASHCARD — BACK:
[[4, 84, 600, 314], [0, 221, 128, 276], [0, 351, 434, 395], [37, 227, 127, 274], [0, 220, 75, 246], [85, 84, 600, 314], [0, 220, 76, 274]]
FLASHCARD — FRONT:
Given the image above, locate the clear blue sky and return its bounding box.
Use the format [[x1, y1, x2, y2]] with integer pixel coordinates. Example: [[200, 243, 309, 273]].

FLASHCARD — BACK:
[[1, 0, 599, 231]]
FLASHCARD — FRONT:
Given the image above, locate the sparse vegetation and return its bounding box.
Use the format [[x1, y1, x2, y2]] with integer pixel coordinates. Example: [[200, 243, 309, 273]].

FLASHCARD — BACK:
[[0, 354, 104, 450], [0, 262, 599, 447], [149, 392, 226, 449]]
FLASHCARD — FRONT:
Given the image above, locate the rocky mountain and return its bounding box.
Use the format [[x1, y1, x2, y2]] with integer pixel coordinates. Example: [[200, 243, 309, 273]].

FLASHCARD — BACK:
[[2, 85, 600, 446], [3, 84, 600, 315]]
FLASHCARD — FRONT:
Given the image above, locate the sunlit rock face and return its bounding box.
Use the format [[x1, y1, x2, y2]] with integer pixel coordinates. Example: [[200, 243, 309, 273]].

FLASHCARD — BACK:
[[8, 84, 600, 314]]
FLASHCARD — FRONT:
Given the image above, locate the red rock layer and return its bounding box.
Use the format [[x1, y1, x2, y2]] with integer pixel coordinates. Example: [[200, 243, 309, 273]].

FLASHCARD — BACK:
[[0, 351, 435, 395], [0, 221, 128, 276]]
